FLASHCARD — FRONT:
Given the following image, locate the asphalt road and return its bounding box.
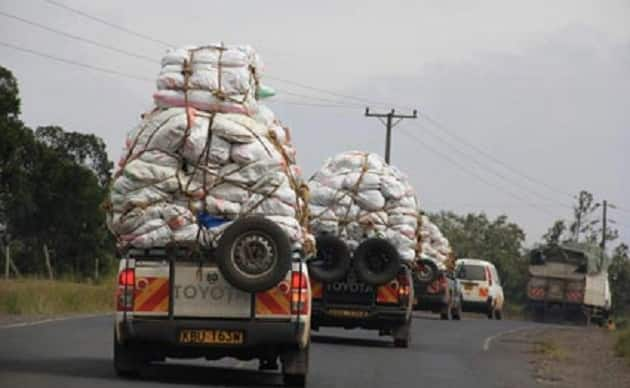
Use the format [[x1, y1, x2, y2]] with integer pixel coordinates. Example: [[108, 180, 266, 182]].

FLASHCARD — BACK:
[[0, 314, 543, 388]]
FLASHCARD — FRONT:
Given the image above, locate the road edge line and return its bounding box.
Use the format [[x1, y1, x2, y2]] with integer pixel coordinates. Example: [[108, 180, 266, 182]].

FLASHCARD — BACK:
[[483, 325, 537, 351], [0, 313, 110, 329]]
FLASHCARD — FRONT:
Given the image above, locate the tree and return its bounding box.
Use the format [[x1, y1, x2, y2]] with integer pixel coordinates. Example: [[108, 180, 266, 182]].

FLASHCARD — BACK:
[[0, 66, 20, 118], [609, 243, 630, 315], [542, 220, 567, 246], [429, 211, 528, 304]]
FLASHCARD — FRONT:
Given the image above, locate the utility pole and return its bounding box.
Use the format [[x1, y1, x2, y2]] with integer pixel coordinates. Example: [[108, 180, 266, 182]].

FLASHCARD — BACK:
[[365, 107, 418, 163], [601, 200, 608, 252]]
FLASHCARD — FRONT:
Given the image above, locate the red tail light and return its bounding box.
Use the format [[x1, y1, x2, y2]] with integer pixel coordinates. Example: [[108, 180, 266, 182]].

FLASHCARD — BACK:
[[116, 268, 135, 311], [397, 273, 411, 301], [118, 268, 135, 286], [290, 271, 309, 315]]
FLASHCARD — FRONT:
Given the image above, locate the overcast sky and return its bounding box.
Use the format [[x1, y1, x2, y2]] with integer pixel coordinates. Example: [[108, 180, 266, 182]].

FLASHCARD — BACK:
[[1, 0, 628, 248]]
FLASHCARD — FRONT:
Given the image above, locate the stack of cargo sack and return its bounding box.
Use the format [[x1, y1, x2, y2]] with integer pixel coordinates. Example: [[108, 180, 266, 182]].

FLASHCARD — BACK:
[[307, 151, 420, 284], [106, 44, 313, 254], [419, 215, 453, 271]]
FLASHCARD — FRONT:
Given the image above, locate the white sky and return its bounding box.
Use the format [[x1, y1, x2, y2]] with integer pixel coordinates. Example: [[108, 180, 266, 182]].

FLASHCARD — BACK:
[[1, 0, 629, 247]]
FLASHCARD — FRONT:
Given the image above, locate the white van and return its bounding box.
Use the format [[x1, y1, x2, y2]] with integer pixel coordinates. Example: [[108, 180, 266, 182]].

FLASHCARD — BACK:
[[455, 259, 504, 319]]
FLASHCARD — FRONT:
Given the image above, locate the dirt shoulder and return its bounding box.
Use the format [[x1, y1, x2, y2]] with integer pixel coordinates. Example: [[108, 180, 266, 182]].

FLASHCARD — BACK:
[[500, 326, 630, 388]]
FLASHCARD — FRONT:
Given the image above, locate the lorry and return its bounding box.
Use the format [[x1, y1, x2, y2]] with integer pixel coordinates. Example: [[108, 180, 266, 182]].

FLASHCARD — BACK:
[[113, 217, 312, 387], [308, 236, 414, 347], [527, 242, 611, 325]]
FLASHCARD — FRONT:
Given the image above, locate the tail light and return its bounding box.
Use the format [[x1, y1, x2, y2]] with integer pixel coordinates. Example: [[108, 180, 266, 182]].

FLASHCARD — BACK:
[[116, 268, 135, 311], [478, 287, 489, 298], [427, 274, 448, 294], [397, 273, 411, 304], [290, 271, 309, 315]]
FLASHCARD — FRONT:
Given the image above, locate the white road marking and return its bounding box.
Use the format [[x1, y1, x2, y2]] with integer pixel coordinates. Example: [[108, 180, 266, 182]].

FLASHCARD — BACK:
[[0, 313, 109, 329], [483, 324, 580, 351], [482, 325, 537, 351]]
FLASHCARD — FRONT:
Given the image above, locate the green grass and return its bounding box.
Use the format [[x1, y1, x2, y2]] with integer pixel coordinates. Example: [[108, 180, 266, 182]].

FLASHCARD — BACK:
[[0, 278, 115, 315], [615, 328, 630, 363]]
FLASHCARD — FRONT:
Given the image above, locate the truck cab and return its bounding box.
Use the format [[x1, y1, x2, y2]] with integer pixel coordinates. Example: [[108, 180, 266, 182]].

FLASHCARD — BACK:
[[113, 218, 311, 386]]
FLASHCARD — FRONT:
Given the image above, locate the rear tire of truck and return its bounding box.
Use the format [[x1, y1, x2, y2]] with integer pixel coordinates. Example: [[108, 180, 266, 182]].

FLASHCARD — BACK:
[[393, 318, 412, 348], [281, 345, 309, 387], [308, 235, 351, 283], [452, 298, 463, 320], [440, 305, 452, 320], [494, 309, 503, 320], [216, 216, 291, 293], [354, 238, 401, 286], [113, 334, 142, 378], [414, 258, 439, 285]]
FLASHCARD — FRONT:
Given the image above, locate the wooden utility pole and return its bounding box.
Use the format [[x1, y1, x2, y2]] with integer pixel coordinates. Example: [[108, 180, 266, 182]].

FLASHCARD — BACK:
[[601, 200, 608, 252], [43, 244, 54, 280], [4, 245, 9, 280], [364, 107, 418, 163]]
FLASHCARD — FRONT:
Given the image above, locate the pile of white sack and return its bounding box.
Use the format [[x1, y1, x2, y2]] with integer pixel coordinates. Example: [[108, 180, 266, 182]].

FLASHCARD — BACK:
[[419, 215, 453, 270], [107, 44, 313, 253], [308, 151, 420, 263]]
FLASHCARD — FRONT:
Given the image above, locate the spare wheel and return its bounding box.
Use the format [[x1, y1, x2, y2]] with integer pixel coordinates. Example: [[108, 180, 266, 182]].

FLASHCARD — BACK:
[[354, 238, 401, 286], [308, 235, 351, 283], [414, 258, 439, 285], [216, 216, 291, 293]]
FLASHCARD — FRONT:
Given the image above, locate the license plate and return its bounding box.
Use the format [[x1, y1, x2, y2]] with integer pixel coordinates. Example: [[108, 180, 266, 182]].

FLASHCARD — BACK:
[[463, 283, 475, 291], [326, 308, 369, 318], [178, 329, 245, 345]]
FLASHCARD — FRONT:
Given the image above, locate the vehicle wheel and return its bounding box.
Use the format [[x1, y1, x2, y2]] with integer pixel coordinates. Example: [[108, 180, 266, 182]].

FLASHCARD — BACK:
[[393, 319, 411, 348], [113, 334, 141, 378], [308, 235, 351, 283], [452, 298, 463, 321], [281, 345, 309, 387], [354, 238, 400, 286], [216, 216, 291, 293], [440, 305, 451, 320], [494, 309, 503, 320], [414, 258, 439, 285]]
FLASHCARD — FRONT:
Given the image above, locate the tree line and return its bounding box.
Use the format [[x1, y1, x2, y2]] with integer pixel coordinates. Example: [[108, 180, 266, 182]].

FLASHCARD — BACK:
[[0, 65, 114, 279]]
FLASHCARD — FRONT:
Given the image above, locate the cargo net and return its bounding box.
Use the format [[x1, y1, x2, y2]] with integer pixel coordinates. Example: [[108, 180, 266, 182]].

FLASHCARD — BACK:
[[308, 151, 421, 263], [105, 44, 314, 254], [419, 215, 454, 271]]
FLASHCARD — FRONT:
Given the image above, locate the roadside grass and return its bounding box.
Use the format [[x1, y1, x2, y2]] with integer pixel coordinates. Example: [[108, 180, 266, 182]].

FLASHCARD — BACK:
[[614, 328, 630, 363], [503, 302, 526, 320], [533, 339, 567, 361], [0, 277, 115, 315]]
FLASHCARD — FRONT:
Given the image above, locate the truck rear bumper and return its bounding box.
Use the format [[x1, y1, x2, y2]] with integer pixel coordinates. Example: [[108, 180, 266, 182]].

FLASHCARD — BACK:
[[311, 300, 408, 330], [413, 292, 448, 312], [117, 317, 307, 359]]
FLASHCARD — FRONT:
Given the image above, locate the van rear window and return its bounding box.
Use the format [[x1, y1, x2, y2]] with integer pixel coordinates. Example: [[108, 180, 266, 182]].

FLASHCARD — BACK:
[[457, 265, 486, 281]]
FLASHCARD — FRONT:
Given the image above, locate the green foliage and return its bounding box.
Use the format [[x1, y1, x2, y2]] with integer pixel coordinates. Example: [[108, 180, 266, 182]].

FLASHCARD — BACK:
[[615, 328, 630, 362], [0, 64, 114, 278], [429, 211, 528, 304], [609, 244, 630, 315], [0, 66, 20, 117]]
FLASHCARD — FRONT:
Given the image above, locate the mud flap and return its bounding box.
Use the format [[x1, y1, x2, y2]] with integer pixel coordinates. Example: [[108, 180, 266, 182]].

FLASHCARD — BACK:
[[281, 345, 310, 375]]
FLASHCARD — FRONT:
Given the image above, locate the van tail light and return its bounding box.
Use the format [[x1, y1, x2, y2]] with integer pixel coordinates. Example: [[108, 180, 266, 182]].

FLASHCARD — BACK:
[[427, 274, 448, 294], [116, 268, 135, 311], [397, 273, 411, 305], [290, 271, 309, 315], [485, 267, 493, 286], [478, 287, 489, 298]]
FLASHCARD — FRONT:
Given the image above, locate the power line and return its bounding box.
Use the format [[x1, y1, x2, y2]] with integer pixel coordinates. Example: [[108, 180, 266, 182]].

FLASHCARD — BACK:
[[0, 10, 156, 64], [0, 40, 153, 82], [43, 0, 174, 48], [414, 121, 573, 209], [396, 125, 557, 217]]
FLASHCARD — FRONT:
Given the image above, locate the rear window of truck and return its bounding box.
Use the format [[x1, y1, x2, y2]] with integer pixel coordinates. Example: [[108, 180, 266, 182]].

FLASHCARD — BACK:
[[457, 265, 486, 281]]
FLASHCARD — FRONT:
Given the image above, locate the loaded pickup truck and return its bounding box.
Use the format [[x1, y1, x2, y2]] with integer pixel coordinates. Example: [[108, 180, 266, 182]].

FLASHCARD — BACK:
[[113, 217, 312, 387], [308, 236, 414, 347], [527, 242, 611, 325]]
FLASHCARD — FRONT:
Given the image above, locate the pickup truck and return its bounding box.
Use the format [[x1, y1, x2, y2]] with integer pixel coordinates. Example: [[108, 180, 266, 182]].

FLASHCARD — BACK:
[[413, 258, 462, 320], [113, 217, 311, 386], [308, 236, 414, 347]]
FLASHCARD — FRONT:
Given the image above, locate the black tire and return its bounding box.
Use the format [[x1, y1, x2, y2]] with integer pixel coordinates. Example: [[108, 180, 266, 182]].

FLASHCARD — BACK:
[[308, 235, 351, 283], [113, 333, 141, 378], [216, 216, 291, 293], [281, 346, 309, 387], [414, 259, 439, 285], [494, 309, 503, 320], [393, 318, 411, 348], [353, 238, 401, 286], [440, 304, 451, 320]]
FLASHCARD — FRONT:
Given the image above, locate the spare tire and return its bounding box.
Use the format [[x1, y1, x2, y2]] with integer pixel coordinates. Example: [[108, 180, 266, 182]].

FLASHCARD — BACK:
[[414, 258, 439, 284], [216, 216, 291, 293], [308, 235, 351, 283], [354, 238, 401, 286]]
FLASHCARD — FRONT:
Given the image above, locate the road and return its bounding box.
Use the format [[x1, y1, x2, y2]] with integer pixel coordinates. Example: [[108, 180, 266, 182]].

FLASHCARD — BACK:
[[0, 314, 543, 388]]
